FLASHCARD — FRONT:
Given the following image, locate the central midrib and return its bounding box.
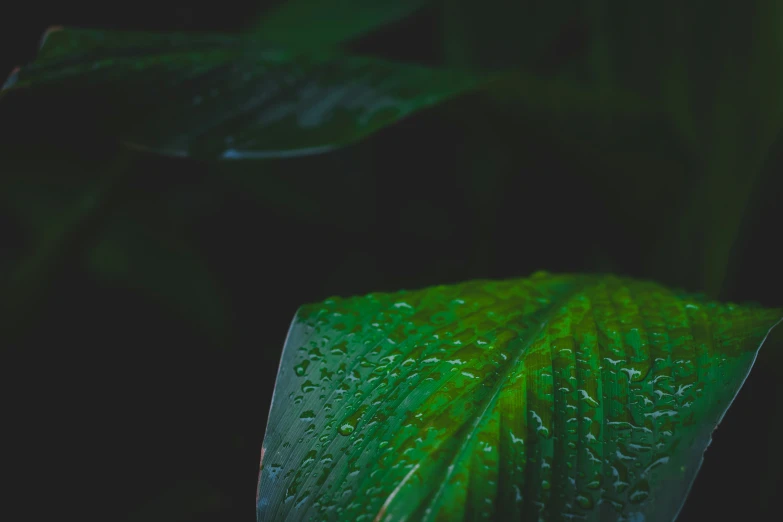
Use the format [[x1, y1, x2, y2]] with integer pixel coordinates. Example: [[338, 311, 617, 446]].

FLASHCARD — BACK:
[[403, 280, 587, 522]]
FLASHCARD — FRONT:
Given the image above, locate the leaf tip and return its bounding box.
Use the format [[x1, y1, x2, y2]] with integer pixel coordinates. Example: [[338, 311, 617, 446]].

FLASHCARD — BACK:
[[39, 25, 65, 50]]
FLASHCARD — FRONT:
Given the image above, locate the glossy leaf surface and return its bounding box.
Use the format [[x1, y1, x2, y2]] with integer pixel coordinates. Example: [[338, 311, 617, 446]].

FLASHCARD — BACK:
[[1, 28, 480, 160], [258, 273, 781, 521]]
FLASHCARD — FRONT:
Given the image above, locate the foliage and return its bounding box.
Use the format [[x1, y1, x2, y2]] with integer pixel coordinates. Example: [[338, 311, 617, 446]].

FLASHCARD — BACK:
[[1, 1, 781, 521], [259, 274, 780, 521]]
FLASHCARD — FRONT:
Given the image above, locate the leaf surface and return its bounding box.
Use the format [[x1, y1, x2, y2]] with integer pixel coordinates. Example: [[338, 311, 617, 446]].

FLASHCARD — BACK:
[[1, 27, 481, 160], [257, 273, 781, 521]]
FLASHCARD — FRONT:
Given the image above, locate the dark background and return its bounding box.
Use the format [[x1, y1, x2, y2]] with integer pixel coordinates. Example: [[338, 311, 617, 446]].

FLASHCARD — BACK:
[[1, 1, 781, 521]]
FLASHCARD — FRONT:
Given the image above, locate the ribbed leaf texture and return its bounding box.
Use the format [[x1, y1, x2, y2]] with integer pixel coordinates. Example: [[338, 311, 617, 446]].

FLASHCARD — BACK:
[[258, 273, 781, 522]]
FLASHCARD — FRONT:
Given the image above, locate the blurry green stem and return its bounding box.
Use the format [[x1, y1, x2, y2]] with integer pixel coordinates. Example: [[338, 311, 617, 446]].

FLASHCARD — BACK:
[[699, 124, 779, 299], [2, 148, 134, 341], [698, 174, 757, 299], [662, 121, 780, 299]]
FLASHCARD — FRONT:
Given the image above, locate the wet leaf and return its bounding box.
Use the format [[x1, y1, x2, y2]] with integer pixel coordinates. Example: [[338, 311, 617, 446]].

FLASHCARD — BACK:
[[253, 0, 431, 47], [257, 272, 781, 521], [1, 27, 482, 160]]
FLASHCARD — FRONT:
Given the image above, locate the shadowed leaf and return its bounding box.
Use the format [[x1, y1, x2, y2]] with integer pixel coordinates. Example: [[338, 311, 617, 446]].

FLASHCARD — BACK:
[[0, 160, 231, 346], [88, 213, 232, 347], [1, 27, 482, 160], [257, 272, 781, 521]]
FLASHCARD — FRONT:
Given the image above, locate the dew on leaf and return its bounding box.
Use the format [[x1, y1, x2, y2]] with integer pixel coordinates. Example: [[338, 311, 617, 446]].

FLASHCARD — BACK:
[[339, 423, 355, 436], [294, 360, 310, 376], [627, 479, 650, 504]]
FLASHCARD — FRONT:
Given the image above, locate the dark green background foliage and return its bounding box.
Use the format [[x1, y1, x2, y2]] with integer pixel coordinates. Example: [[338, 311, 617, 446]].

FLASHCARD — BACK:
[[1, 1, 781, 521]]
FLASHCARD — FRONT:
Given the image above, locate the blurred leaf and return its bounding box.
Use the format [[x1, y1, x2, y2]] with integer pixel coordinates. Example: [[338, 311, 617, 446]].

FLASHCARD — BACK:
[[1, 27, 483, 160], [442, 0, 783, 297], [441, 0, 658, 278], [88, 208, 232, 347], [1, 173, 87, 239], [257, 272, 781, 521], [677, 1, 782, 295], [0, 153, 231, 346], [0, 149, 132, 339], [253, 0, 431, 47], [585, 0, 783, 296]]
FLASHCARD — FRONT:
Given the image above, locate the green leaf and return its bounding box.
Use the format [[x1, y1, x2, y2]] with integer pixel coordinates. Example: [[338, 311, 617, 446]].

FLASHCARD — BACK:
[[1, 27, 481, 160], [257, 272, 781, 521], [253, 0, 431, 47]]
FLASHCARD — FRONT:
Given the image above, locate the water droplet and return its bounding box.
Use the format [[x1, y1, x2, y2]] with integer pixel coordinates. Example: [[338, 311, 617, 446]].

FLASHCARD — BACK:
[[302, 450, 316, 466], [294, 360, 310, 376], [339, 423, 355, 436], [302, 380, 317, 393], [295, 492, 310, 509], [300, 410, 315, 422], [268, 463, 282, 480], [627, 479, 650, 504], [576, 494, 594, 510]]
